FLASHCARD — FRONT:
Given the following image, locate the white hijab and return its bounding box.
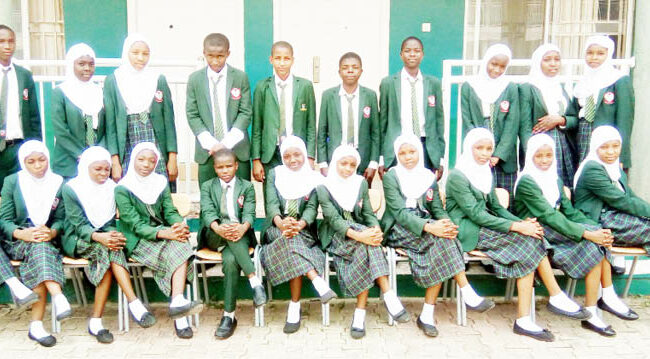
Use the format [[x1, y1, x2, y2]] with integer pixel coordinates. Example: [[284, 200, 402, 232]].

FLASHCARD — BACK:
[[324, 145, 364, 212], [58, 43, 103, 129], [468, 44, 512, 116], [67, 146, 116, 229], [528, 44, 567, 116], [574, 35, 624, 101], [114, 34, 160, 114], [514, 134, 560, 206], [573, 125, 622, 189], [17, 141, 64, 226], [118, 142, 168, 204], [392, 134, 436, 208], [274, 135, 323, 200], [454, 128, 494, 195]]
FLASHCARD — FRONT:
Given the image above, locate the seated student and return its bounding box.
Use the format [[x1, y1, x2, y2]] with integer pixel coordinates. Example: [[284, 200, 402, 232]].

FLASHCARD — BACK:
[[573, 125, 645, 321], [0, 141, 71, 347], [115, 142, 202, 339], [198, 148, 266, 339], [382, 134, 494, 337], [317, 145, 408, 339], [62, 146, 155, 343], [445, 128, 588, 342], [260, 136, 336, 334]]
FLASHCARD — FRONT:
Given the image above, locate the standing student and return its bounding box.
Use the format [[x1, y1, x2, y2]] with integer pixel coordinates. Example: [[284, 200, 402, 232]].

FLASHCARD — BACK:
[[62, 146, 156, 343], [251, 41, 316, 182], [0, 141, 71, 347], [317, 145, 409, 339], [198, 148, 266, 339], [115, 142, 202, 339], [0, 25, 41, 192], [317, 52, 379, 183], [186, 33, 252, 185], [52, 43, 106, 179], [260, 136, 336, 334]]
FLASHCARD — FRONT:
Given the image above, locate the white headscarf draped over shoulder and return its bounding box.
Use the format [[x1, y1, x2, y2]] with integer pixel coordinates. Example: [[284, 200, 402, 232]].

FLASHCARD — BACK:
[[114, 34, 160, 114], [392, 134, 436, 208], [574, 35, 624, 101], [58, 43, 103, 129], [17, 140, 64, 226], [324, 145, 364, 212], [454, 128, 494, 195], [118, 142, 168, 204], [468, 43, 512, 115], [573, 125, 622, 189], [514, 134, 560, 206], [68, 146, 116, 228], [274, 135, 323, 200], [528, 43, 567, 116]]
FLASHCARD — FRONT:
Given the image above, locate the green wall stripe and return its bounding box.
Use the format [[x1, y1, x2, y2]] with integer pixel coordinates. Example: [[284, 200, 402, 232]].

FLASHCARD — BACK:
[[244, 0, 273, 94]]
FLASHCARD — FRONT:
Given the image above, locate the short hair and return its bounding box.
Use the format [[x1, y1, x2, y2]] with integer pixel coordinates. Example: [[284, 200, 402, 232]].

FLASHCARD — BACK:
[[203, 33, 230, 50], [212, 148, 236, 163], [0, 25, 15, 36], [339, 52, 362, 67], [271, 41, 293, 56], [401, 36, 423, 51]]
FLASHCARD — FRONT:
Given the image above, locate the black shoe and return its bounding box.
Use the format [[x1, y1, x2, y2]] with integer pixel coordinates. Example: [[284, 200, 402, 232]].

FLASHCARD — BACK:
[[89, 328, 114, 344], [169, 300, 204, 319], [612, 265, 626, 276], [215, 317, 237, 339], [252, 285, 267, 308], [581, 320, 616, 337], [283, 310, 301, 334], [597, 298, 639, 321], [28, 332, 57, 347], [513, 322, 555, 342], [384, 302, 410, 323], [466, 298, 495, 313], [174, 323, 193, 339], [319, 289, 337, 304], [416, 316, 439, 337], [14, 292, 39, 309], [350, 323, 366, 339], [131, 311, 157, 328], [55, 308, 72, 322], [546, 303, 591, 320]]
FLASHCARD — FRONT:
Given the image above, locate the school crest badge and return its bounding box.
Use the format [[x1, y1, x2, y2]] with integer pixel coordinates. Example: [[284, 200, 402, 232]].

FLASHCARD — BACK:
[[51, 198, 60, 210], [363, 106, 371, 119], [22, 88, 29, 100], [237, 195, 244, 208], [0, 130, 5, 137], [603, 91, 615, 104], [300, 103, 307, 111], [358, 199, 363, 209], [427, 95, 436, 107], [304, 194, 310, 201], [154, 90, 163, 103], [426, 188, 434, 201], [500, 100, 510, 113], [230, 87, 241, 100]]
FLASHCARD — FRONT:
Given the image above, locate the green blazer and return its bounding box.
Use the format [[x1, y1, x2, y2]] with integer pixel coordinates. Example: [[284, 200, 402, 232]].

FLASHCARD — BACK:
[[51, 87, 107, 177], [317, 85, 379, 173], [198, 176, 256, 248], [518, 83, 573, 152], [5, 64, 41, 142], [103, 74, 178, 164], [379, 72, 445, 169], [574, 160, 650, 221], [260, 168, 319, 244], [114, 185, 183, 256], [186, 66, 252, 165], [564, 76, 634, 168], [316, 181, 379, 249], [251, 76, 317, 163], [461, 82, 520, 173], [445, 169, 520, 251]]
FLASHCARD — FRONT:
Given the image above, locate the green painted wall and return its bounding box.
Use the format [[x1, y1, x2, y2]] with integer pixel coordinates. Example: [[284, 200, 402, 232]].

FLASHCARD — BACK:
[[244, 0, 273, 93]]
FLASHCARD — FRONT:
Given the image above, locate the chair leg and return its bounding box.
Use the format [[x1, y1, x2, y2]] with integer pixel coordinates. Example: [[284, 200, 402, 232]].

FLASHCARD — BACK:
[[387, 249, 395, 326], [75, 268, 88, 306], [185, 284, 194, 327], [124, 290, 130, 332], [254, 245, 265, 327], [200, 263, 210, 303], [530, 287, 536, 323], [192, 262, 200, 328], [138, 267, 149, 305], [130, 266, 143, 301], [456, 281, 462, 326], [623, 256, 638, 298], [70, 268, 83, 305], [324, 253, 331, 327]]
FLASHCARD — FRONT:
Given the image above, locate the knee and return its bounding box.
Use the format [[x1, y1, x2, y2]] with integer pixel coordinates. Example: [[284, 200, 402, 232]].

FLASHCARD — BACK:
[[222, 253, 239, 273]]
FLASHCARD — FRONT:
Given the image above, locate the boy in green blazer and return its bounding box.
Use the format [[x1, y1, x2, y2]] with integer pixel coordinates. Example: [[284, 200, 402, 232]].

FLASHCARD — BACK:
[[187, 33, 252, 185], [251, 41, 316, 182], [317, 52, 379, 183]]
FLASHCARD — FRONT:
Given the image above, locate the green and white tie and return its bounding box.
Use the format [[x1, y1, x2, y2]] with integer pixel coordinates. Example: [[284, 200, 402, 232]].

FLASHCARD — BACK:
[[409, 77, 421, 137], [220, 184, 229, 219], [212, 75, 224, 140], [488, 103, 496, 133], [286, 199, 299, 218], [584, 95, 596, 123], [84, 115, 97, 146]]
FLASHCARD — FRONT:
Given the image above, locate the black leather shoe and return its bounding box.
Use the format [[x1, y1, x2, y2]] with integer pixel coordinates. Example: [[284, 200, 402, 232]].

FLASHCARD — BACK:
[[89, 328, 114, 344], [132, 311, 157, 328], [169, 300, 204, 319], [252, 285, 267, 308], [612, 265, 626, 276], [597, 298, 639, 320], [466, 298, 495, 313], [546, 303, 591, 320], [581, 320, 616, 337], [283, 310, 301, 334], [55, 308, 72, 322], [350, 323, 366, 339], [174, 323, 193, 339], [28, 332, 57, 347], [384, 302, 410, 323], [215, 317, 237, 339], [14, 292, 39, 309], [416, 316, 439, 337], [319, 289, 338, 304], [513, 322, 555, 342]]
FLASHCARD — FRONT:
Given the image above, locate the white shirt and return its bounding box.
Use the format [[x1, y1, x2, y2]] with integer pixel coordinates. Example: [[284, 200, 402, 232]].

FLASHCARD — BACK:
[[219, 178, 238, 222], [399, 68, 426, 137], [0, 62, 23, 140], [275, 73, 294, 138]]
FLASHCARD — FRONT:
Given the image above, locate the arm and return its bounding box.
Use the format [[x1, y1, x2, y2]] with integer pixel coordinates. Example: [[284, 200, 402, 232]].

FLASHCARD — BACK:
[[558, 185, 598, 225], [378, 79, 389, 165], [300, 190, 319, 225], [432, 80, 445, 169], [492, 85, 520, 163], [27, 74, 42, 140], [161, 188, 183, 224], [427, 185, 450, 220], [114, 187, 161, 241], [0, 177, 19, 238], [382, 172, 427, 234], [185, 74, 211, 137], [305, 82, 317, 158], [316, 92, 329, 166], [487, 190, 520, 221], [263, 170, 281, 220], [62, 186, 96, 242], [369, 91, 381, 164], [563, 96, 580, 130], [232, 72, 253, 133], [460, 83, 474, 136], [614, 76, 635, 168], [317, 186, 353, 237], [359, 182, 380, 227], [581, 164, 650, 218], [160, 76, 178, 153], [518, 84, 533, 147], [199, 180, 220, 228], [241, 183, 256, 228], [49, 190, 66, 234], [251, 83, 264, 160], [51, 89, 85, 159], [103, 76, 119, 156]]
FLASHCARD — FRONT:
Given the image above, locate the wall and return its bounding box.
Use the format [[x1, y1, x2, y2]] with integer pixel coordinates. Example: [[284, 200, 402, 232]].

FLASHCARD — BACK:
[[244, 0, 273, 93]]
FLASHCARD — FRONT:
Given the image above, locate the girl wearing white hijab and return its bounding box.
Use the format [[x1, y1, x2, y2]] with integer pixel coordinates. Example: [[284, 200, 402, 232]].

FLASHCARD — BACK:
[[565, 35, 634, 169], [62, 146, 155, 343], [103, 34, 178, 185], [382, 134, 494, 337], [317, 144, 408, 339], [446, 128, 587, 342], [514, 133, 628, 336], [461, 44, 520, 200], [0, 140, 70, 347], [259, 136, 335, 334], [115, 142, 202, 339]]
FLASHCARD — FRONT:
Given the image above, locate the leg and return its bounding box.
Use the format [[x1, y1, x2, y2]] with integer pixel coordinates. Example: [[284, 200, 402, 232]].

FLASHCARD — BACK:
[[584, 260, 603, 307], [601, 259, 613, 288], [516, 272, 534, 318], [375, 275, 391, 293], [289, 276, 303, 302], [356, 290, 369, 309], [221, 248, 240, 313], [225, 238, 255, 277], [305, 269, 319, 280], [170, 261, 189, 298], [92, 270, 113, 318], [31, 283, 47, 321], [111, 263, 138, 302], [424, 284, 442, 305], [43, 280, 63, 296], [536, 256, 561, 296]]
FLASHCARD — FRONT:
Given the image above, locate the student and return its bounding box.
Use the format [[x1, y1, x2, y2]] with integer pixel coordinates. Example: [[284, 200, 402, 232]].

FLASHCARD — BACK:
[[62, 146, 155, 343], [445, 128, 588, 342], [317, 52, 379, 183], [115, 142, 202, 339], [514, 133, 631, 336], [519, 44, 576, 187], [0, 140, 71, 347], [461, 44, 519, 198], [251, 41, 316, 182], [260, 136, 336, 334], [565, 35, 634, 169], [187, 33, 252, 185], [198, 148, 266, 339], [378, 36, 445, 178], [52, 43, 106, 179], [104, 34, 178, 185], [317, 145, 409, 339], [0, 25, 41, 192]]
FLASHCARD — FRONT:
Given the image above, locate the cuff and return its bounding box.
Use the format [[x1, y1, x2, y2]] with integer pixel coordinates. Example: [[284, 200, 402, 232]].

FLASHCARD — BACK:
[[317, 162, 328, 168], [379, 156, 384, 167], [221, 128, 245, 149], [197, 131, 218, 151], [367, 161, 378, 169]]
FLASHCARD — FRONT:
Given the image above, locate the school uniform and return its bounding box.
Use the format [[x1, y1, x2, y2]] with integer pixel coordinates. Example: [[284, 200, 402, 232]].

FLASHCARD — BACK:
[[0, 247, 15, 285]]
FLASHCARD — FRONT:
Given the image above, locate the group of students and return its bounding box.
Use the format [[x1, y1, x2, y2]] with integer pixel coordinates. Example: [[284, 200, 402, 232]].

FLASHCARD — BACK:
[[0, 22, 647, 347]]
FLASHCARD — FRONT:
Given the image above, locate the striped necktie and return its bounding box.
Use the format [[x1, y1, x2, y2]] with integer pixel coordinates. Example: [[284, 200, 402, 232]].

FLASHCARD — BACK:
[[84, 115, 97, 146], [212, 75, 224, 140], [278, 82, 288, 138], [488, 103, 496, 133], [345, 93, 355, 145], [0, 67, 10, 151], [286, 199, 299, 217], [343, 210, 353, 221], [584, 95, 596, 123], [409, 77, 421, 137], [220, 184, 230, 220]]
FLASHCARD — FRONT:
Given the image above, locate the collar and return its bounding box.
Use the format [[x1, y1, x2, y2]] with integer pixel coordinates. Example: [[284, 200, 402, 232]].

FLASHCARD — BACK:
[[338, 84, 360, 98], [1, 61, 14, 72], [219, 177, 236, 188], [274, 73, 293, 87], [401, 68, 422, 82], [207, 64, 228, 81]]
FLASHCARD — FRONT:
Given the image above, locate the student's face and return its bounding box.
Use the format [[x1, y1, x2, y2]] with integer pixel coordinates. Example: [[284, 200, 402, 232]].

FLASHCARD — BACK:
[[0, 29, 16, 66], [133, 149, 157, 177], [23, 152, 48, 179], [203, 45, 230, 73], [336, 156, 357, 179], [338, 57, 362, 87], [128, 41, 150, 71], [282, 147, 305, 171], [585, 44, 608, 69], [400, 40, 424, 70], [397, 143, 419, 170], [73, 55, 96, 82], [532, 145, 554, 171], [88, 160, 111, 185], [486, 55, 509, 79], [471, 139, 494, 165], [540, 51, 561, 77], [214, 155, 238, 183], [596, 140, 621, 165], [269, 46, 294, 80]]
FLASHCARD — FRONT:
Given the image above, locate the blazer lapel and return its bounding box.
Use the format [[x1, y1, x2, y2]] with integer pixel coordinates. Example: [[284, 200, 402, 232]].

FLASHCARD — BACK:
[[596, 87, 606, 112], [292, 77, 301, 112], [422, 76, 429, 115], [225, 66, 236, 127], [269, 77, 279, 108], [357, 87, 366, 130], [334, 85, 342, 122], [232, 177, 243, 220], [393, 73, 401, 113], [531, 86, 549, 114], [198, 69, 214, 132]]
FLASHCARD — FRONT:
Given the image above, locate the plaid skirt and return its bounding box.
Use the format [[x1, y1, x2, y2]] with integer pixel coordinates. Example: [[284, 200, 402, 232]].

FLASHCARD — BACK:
[[328, 223, 390, 297], [0, 247, 15, 284], [123, 113, 167, 176], [548, 128, 577, 187], [260, 227, 326, 286], [600, 210, 650, 252], [4, 240, 65, 289], [577, 120, 593, 164], [493, 166, 516, 209], [75, 239, 129, 286], [130, 238, 194, 296], [476, 227, 547, 279], [544, 225, 611, 279]]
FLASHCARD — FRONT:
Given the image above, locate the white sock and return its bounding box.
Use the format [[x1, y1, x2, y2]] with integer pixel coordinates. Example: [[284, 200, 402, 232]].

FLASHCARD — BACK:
[[549, 292, 580, 313], [585, 306, 607, 329], [175, 317, 189, 330], [223, 311, 235, 319], [286, 301, 301, 324], [128, 299, 148, 321], [383, 290, 405, 315], [170, 294, 190, 308], [460, 284, 483, 307], [5, 277, 33, 299], [29, 320, 50, 339], [602, 285, 630, 314], [352, 308, 366, 330], [311, 276, 330, 296], [419, 303, 435, 325], [516, 315, 543, 332], [88, 317, 104, 335], [248, 276, 262, 289], [53, 294, 71, 314]]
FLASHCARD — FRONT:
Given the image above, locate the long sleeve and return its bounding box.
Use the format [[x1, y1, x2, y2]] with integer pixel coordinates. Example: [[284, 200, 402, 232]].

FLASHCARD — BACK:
[[581, 164, 650, 218], [614, 76, 634, 168], [200, 180, 220, 227], [359, 183, 380, 227], [300, 190, 319, 225], [62, 185, 96, 243], [241, 182, 256, 227], [251, 82, 265, 160], [232, 72, 253, 133], [317, 186, 352, 237], [103, 75, 119, 156], [26, 74, 41, 140], [304, 82, 317, 158], [114, 186, 161, 241], [263, 169, 282, 220], [316, 91, 330, 165], [0, 176, 20, 239], [493, 85, 520, 163], [368, 91, 381, 164], [159, 76, 178, 153], [161, 188, 183, 225], [382, 171, 427, 235], [51, 89, 85, 159]]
